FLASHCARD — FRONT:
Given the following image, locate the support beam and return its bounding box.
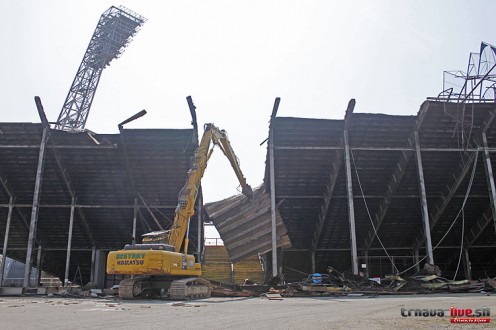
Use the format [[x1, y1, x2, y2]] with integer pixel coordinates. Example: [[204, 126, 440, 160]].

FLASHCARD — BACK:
[[465, 207, 493, 247], [0, 203, 176, 209], [412, 109, 496, 250], [270, 145, 496, 152], [362, 149, 413, 251], [463, 249, 471, 280], [363, 101, 430, 252], [36, 96, 96, 248], [137, 192, 164, 231], [90, 247, 96, 283], [266, 97, 281, 277], [311, 147, 343, 251], [277, 194, 488, 200], [343, 100, 358, 275], [0, 144, 117, 149], [64, 198, 76, 286], [132, 198, 138, 244], [414, 131, 434, 264], [285, 245, 496, 252], [6, 143, 496, 153], [0, 197, 14, 286], [311, 100, 354, 264], [35, 245, 42, 286], [364, 252, 369, 278], [119, 121, 164, 230], [311, 252, 315, 273], [482, 132, 496, 235], [269, 97, 280, 277], [0, 171, 32, 233], [414, 250, 420, 273], [0, 172, 13, 199], [50, 146, 95, 246], [412, 150, 477, 250], [23, 127, 49, 289]]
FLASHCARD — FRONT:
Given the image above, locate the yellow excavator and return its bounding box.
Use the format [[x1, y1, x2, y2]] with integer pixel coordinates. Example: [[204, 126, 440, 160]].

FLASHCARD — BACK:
[[106, 122, 253, 299]]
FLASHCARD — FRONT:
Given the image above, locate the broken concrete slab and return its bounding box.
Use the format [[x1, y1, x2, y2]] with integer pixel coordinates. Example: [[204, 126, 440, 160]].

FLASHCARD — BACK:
[[204, 186, 292, 262]]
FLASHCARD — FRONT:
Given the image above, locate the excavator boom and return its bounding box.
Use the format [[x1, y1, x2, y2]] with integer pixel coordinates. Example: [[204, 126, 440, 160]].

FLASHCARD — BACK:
[[164, 123, 252, 253]]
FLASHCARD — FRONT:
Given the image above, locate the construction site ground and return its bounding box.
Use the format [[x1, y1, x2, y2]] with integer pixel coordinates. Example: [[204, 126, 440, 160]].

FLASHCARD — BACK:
[[0, 294, 493, 329]]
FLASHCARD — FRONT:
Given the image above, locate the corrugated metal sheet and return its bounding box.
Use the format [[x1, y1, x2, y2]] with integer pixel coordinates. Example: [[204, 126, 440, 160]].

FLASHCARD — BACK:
[[204, 187, 291, 262]]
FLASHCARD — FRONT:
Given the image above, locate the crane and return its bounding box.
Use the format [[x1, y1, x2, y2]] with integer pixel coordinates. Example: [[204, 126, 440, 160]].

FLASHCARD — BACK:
[[106, 121, 253, 299]]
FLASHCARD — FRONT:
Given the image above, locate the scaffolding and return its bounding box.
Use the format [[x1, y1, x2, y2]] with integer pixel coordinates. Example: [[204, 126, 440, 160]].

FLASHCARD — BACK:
[[439, 42, 496, 103]]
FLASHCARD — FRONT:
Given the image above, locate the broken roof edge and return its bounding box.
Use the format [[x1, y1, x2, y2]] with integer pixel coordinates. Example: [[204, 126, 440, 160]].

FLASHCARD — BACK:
[[204, 185, 292, 262]]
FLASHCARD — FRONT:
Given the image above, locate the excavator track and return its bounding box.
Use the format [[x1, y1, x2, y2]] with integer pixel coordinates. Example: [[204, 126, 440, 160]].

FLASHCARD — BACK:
[[119, 278, 145, 299], [119, 277, 211, 300], [169, 277, 211, 300]]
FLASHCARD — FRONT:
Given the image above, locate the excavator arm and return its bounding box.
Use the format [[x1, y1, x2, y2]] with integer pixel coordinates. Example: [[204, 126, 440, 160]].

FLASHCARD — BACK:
[[156, 123, 253, 253]]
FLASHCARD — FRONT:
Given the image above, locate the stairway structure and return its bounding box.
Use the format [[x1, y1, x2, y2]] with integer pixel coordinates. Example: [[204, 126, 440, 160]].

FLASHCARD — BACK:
[[201, 246, 265, 284]]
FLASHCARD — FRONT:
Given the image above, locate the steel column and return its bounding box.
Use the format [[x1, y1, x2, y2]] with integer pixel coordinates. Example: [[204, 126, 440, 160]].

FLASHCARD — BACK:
[[64, 198, 76, 286], [269, 121, 278, 277], [90, 246, 96, 283], [414, 131, 434, 264], [132, 198, 138, 244], [364, 252, 369, 278], [344, 130, 359, 275], [463, 249, 472, 280], [414, 250, 420, 273], [23, 128, 49, 289], [311, 252, 315, 273], [269, 97, 280, 278], [35, 246, 42, 286], [0, 198, 14, 286], [482, 133, 496, 234]]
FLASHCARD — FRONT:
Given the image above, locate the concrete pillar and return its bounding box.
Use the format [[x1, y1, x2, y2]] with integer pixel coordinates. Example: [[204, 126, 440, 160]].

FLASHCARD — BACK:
[[278, 249, 284, 275], [344, 130, 359, 275], [414, 250, 421, 273], [93, 250, 107, 289], [390, 256, 395, 275], [35, 246, 42, 286], [311, 252, 316, 274], [64, 198, 75, 286], [90, 246, 96, 283], [0, 197, 14, 286], [24, 128, 49, 289], [414, 131, 434, 264], [463, 249, 472, 280], [132, 198, 138, 244], [364, 253, 369, 278], [269, 120, 278, 277]]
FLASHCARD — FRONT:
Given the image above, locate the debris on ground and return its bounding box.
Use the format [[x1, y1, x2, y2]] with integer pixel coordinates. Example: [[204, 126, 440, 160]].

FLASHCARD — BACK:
[[280, 264, 496, 297], [5, 263, 494, 300], [261, 293, 283, 300], [171, 302, 204, 307]]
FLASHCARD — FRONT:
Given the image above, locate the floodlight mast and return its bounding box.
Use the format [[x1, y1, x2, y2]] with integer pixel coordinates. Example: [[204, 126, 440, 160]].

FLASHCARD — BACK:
[[55, 6, 146, 132]]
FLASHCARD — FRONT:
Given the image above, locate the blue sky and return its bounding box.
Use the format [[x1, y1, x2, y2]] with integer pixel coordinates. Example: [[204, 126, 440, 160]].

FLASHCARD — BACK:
[[2, 0, 495, 203]]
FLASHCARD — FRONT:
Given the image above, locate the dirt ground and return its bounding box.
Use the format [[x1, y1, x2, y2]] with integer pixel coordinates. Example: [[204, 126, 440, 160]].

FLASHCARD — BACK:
[[0, 293, 494, 329]]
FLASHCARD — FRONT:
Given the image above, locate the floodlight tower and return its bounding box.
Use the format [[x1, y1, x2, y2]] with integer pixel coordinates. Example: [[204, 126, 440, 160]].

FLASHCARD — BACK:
[[55, 6, 146, 131]]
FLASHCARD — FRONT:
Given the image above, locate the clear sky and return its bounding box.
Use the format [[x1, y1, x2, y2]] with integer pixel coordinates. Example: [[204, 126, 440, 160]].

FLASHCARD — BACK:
[[2, 0, 495, 204]]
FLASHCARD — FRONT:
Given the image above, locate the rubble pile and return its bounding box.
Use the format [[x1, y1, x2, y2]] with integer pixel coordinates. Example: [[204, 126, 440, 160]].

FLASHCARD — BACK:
[[280, 264, 496, 297]]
